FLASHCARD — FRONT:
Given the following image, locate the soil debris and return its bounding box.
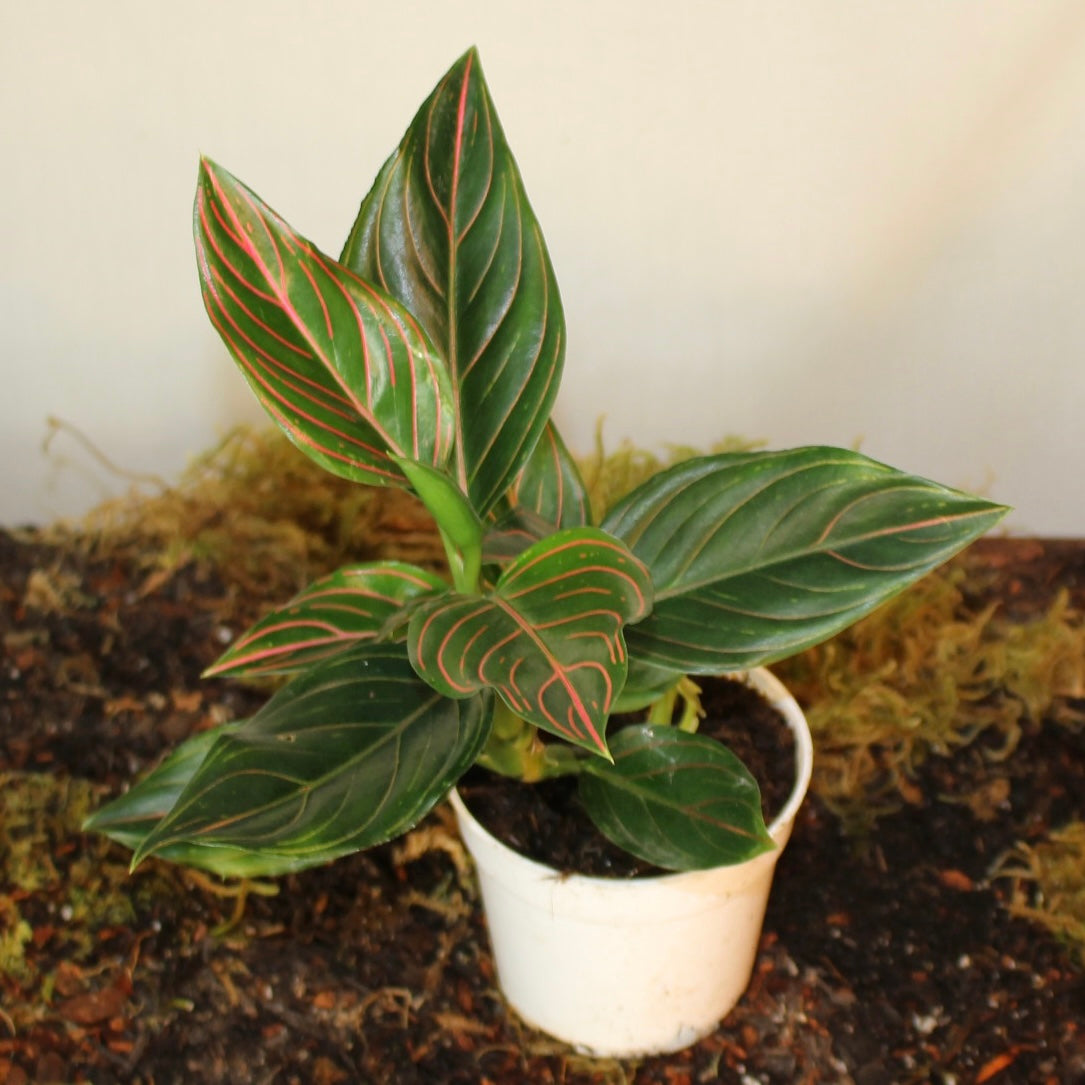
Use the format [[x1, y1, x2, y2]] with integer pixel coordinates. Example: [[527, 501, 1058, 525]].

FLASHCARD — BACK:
[[2, 428, 1084, 1082]]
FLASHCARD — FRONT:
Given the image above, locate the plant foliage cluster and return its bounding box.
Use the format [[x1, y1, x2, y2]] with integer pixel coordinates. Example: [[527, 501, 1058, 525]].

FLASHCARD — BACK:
[[87, 50, 1006, 875]]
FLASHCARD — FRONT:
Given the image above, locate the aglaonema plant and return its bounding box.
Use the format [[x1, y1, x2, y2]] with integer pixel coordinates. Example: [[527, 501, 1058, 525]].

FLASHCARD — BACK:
[[86, 48, 1008, 876]]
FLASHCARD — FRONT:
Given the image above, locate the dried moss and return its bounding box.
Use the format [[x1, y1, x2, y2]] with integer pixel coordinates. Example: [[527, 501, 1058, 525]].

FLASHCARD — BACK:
[[995, 821, 1085, 966], [774, 571, 1085, 828], [64, 426, 446, 599]]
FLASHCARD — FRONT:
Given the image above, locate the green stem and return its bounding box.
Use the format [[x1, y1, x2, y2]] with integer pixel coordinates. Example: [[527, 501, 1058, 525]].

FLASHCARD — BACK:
[[437, 525, 481, 596], [646, 676, 705, 733], [476, 700, 585, 782]]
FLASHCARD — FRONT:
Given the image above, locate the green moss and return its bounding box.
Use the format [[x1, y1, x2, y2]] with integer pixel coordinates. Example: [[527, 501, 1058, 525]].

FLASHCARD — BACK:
[[72, 426, 447, 597], [774, 571, 1084, 828], [0, 905, 34, 983], [0, 772, 97, 891], [997, 821, 1085, 966], [0, 771, 173, 994]]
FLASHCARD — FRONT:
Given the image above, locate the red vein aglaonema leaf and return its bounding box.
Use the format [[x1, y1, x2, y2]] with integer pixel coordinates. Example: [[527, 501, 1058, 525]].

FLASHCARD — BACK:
[[196, 158, 455, 487], [407, 528, 652, 757], [81, 723, 303, 877], [505, 420, 591, 530], [579, 725, 774, 870], [340, 48, 564, 516], [131, 644, 493, 877], [204, 562, 447, 679], [603, 446, 1009, 672], [484, 422, 593, 562]]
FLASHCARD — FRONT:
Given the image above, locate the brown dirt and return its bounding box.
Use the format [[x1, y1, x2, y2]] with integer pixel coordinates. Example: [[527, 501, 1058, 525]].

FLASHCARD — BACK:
[[2, 530, 1084, 1084]]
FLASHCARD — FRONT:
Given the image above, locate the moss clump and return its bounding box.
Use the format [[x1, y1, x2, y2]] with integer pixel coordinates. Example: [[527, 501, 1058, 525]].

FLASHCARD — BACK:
[[996, 821, 1085, 966], [0, 772, 175, 1008], [1, 771, 100, 892], [66, 425, 447, 599], [774, 569, 1084, 828]]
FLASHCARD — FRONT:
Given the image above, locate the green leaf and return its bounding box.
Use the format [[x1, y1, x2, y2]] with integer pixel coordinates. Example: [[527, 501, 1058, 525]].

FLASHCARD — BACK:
[[341, 48, 564, 516], [505, 421, 591, 530], [408, 528, 652, 757], [82, 723, 308, 876], [481, 506, 557, 564], [131, 645, 493, 875], [196, 157, 455, 487], [610, 657, 684, 713], [84, 724, 230, 850], [481, 422, 593, 562], [578, 725, 774, 871], [605, 447, 1009, 671], [204, 562, 447, 678]]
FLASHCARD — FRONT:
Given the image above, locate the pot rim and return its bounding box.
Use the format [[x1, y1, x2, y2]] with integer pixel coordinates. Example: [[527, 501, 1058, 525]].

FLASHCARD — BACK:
[[449, 665, 813, 891]]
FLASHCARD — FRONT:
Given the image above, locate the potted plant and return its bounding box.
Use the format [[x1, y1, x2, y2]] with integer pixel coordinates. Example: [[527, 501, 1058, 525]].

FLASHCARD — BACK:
[[86, 48, 1007, 1056]]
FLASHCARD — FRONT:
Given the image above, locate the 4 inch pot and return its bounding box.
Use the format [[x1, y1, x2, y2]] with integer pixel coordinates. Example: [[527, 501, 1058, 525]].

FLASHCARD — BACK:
[[448, 667, 814, 1058]]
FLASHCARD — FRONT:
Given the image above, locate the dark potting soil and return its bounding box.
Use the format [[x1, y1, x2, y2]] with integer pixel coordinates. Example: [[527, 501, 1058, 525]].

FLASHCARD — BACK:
[[2, 528, 1084, 1084], [457, 678, 796, 878]]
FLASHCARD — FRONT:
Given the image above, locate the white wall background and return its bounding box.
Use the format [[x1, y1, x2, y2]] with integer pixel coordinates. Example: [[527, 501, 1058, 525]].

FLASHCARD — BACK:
[[4, 1, 1084, 533]]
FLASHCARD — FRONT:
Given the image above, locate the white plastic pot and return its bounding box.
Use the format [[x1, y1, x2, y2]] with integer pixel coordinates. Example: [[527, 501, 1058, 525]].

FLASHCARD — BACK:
[[449, 667, 813, 1057]]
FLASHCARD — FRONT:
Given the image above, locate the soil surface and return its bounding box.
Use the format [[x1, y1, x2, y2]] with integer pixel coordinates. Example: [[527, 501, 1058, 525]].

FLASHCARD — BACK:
[[1, 531, 1084, 1084], [458, 678, 796, 879]]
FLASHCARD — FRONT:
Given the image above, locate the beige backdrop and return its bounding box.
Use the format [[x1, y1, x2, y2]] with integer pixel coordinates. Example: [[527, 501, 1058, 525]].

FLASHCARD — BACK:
[[4, 1, 1084, 533]]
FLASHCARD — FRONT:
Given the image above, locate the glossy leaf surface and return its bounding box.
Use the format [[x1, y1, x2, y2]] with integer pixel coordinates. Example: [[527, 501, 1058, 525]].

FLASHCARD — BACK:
[[83, 724, 311, 876], [578, 724, 773, 870], [341, 48, 564, 515], [504, 421, 591, 530], [132, 645, 492, 875], [482, 422, 593, 561], [205, 563, 446, 678], [393, 457, 484, 594], [408, 528, 652, 756], [196, 158, 455, 487], [605, 447, 1009, 671]]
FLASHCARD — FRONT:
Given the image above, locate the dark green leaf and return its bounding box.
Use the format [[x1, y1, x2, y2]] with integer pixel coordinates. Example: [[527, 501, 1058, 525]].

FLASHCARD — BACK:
[[83, 723, 309, 876], [132, 645, 492, 875], [579, 725, 774, 871], [408, 528, 652, 756], [204, 562, 446, 678], [341, 48, 564, 515], [611, 657, 683, 713], [84, 724, 230, 851], [481, 422, 593, 562], [505, 421, 591, 530], [196, 158, 455, 487], [605, 447, 1009, 671], [481, 506, 557, 564]]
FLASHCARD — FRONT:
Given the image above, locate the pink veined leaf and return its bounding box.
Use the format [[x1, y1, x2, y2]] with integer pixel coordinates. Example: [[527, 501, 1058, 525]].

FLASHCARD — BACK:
[[204, 563, 447, 679], [130, 645, 493, 877], [504, 421, 591, 528], [604, 446, 1009, 671], [483, 421, 593, 562], [341, 48, 565, 516], [407, 528, 652, 757], [195, 157, 455, 488]]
